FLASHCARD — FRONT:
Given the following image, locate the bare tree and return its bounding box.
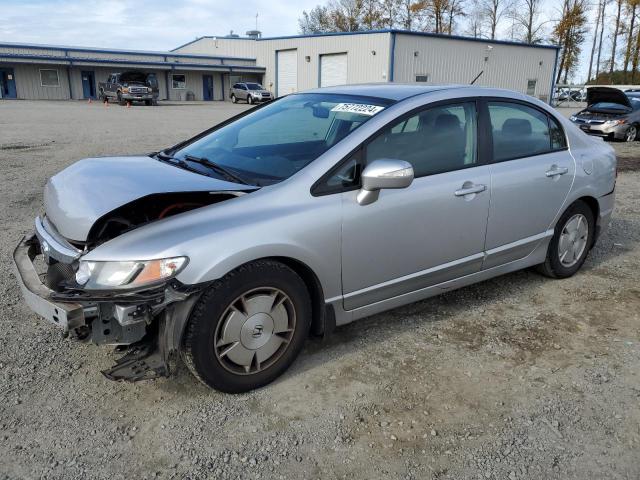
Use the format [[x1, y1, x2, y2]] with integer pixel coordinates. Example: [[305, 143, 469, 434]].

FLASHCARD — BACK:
[[609, 0, 623, 73], [508, 0, 546, 43], [587, 0, 605, 81], [465, 3, 487, 37], [622, 0, 639, 82], [479, 0, 513, 39], [379, 0, 398, 27], [396, 0, 428, 30], [633, 17, 640, 82], [361, 0, 384, 28], [595, 0, 607, 79], [299, 5, 333, 33], [446, 0, 467, 33], [430, 0, 448, 33]]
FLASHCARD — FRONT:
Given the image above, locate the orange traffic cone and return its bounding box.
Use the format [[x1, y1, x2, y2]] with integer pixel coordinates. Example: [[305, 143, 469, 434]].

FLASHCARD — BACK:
[[126, 101, 131, 108], [87, 98, 92, 104]]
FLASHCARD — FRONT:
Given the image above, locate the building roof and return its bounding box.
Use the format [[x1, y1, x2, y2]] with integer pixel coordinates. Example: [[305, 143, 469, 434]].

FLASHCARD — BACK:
[[0, 41, 256, 62], [0, 41, 264, 72], [172, 28, 560, 52]]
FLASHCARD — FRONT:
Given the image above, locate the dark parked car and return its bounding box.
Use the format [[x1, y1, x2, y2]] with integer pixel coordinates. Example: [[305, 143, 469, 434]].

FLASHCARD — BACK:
[[570, 87, 640, 142], [98, 71, 159, 106]]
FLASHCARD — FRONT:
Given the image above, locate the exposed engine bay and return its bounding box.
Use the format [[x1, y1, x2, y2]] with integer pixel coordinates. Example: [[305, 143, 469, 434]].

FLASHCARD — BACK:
[[24, 186, 249, 382]]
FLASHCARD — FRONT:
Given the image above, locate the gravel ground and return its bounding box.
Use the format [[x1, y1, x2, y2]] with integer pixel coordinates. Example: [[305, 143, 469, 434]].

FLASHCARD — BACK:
[[1, 100, 639, 480]]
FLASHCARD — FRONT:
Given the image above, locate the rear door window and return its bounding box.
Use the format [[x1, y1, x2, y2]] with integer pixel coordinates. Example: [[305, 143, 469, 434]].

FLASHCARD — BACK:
[[488, 102, 553, 162]]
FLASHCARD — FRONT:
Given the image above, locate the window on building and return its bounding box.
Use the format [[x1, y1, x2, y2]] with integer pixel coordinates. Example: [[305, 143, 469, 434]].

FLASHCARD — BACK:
[[366, 102, 478, 178], [40, 69, 59, 87], [172, 74, 186, 89], [526, 79, 537, 96], [415, 74, 429, 82], [488, 102, 553, 162]]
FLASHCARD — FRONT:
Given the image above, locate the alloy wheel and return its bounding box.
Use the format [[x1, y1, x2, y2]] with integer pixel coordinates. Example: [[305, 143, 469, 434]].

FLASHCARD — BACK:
[[625, 125, 637, 142]]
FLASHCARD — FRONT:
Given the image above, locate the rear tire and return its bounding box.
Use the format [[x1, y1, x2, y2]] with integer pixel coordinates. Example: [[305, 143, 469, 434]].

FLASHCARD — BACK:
[[231, 94, 237, 104], [182, 260, 311, 393], [536, 200, 595, 279]]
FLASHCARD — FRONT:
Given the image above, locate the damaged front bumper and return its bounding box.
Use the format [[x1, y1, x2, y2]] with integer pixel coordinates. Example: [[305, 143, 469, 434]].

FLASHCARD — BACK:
[[13, 234, 85, 333], [12, 234, 204, 382]]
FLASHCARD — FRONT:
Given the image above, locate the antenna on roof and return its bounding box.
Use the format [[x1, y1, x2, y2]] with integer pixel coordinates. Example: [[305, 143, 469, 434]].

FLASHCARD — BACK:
[[256, 12, 259, 31]]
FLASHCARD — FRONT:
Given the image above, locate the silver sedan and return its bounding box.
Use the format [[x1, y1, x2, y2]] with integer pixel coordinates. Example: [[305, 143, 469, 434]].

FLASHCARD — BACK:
[[13, 84, 617, 392]]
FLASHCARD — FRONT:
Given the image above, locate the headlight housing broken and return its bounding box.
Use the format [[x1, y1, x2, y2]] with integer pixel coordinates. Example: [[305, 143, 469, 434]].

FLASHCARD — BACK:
[[75, 257, 188, 290]]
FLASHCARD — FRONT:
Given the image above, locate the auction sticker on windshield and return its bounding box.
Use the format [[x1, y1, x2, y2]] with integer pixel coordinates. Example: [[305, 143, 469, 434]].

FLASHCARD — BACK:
[[331, 103, 385, 116]]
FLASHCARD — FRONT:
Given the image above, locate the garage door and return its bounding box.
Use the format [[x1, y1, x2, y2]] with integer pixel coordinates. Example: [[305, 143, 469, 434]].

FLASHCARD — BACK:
[[320, 53, 347, 87], [277, 49, 297, 97]]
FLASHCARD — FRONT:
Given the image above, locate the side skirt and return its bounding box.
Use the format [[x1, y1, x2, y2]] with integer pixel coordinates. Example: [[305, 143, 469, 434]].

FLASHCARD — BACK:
[[329, 236, 550, 327]]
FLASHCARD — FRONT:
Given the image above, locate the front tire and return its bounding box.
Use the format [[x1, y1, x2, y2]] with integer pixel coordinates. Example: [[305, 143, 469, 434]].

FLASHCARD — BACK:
[[537, 200, 595, 278], [182, 260, 311, 393], [624, 125, 637, 142], [247, 95, 254, 105]]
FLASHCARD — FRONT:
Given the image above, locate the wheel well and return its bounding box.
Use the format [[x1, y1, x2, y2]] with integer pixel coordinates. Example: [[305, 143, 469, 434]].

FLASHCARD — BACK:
[[574, 196, 600, 247], [269, 256, 329, 337], [576, 196, 599, 222]]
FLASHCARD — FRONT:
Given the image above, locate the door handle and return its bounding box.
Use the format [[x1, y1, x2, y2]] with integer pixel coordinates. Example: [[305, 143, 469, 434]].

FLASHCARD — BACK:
[[454, 183, 486, 197], [545, 166, 569, 177]]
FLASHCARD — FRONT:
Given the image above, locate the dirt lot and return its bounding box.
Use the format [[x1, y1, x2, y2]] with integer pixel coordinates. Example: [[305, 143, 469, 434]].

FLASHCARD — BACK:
[[1, 100, 639, 480]]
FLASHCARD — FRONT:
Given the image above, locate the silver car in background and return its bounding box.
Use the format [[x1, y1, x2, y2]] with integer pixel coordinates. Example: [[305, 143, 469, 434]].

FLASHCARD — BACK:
[[570, 87, 640, 142], [13, 85, 616, 393], [230, 82, 273, 104]]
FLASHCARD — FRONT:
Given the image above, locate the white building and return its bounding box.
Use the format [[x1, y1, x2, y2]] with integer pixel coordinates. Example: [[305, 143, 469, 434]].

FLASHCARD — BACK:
[[0, 29, 559, 103], [174, 30, 559, 103]]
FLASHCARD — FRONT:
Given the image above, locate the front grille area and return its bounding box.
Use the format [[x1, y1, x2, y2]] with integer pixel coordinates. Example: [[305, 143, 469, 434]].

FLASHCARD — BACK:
[[129, 87, 147, 94]]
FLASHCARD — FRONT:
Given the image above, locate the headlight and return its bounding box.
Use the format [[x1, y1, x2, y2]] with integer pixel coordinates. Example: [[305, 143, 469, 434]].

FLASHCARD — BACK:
[[147, 87, 152, 93], [75, 257, 187, 289], [604, 119, 626, 127], [570, 115, 577, 122]]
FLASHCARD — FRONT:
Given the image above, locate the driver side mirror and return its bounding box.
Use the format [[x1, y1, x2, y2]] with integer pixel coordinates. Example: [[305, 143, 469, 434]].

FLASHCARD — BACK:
[[357, 159, 414, 205]]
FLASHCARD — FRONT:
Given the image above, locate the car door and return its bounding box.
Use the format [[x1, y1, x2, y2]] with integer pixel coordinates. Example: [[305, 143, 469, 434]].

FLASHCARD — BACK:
[[338, 101, 492, 310], [483, 100, 575, 268]]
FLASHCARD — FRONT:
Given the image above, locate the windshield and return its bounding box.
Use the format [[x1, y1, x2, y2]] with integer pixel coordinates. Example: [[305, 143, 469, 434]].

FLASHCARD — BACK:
[[120, 72, 148, 84], [588, 101, 631, 112], [627, 95, 640, 110], [170, 93, 393, 185], [246, 83, 264, 90]]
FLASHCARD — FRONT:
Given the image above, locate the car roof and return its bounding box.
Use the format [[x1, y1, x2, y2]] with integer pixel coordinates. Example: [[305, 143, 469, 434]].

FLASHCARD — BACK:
[[303, 83, 471, 101]]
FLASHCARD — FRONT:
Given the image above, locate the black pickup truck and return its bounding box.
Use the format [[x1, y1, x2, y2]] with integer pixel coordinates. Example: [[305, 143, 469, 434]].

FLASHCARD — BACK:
[[98, 71, 159, 105]]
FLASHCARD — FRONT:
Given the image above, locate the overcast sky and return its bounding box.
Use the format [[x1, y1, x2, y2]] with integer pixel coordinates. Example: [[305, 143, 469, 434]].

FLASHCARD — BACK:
[[0, 0, 600, 82]]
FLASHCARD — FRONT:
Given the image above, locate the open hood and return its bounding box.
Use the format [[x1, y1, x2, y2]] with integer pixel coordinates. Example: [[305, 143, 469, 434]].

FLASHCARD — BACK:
[[44, 156, 255, 242], [587, 87, 632, 109]]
